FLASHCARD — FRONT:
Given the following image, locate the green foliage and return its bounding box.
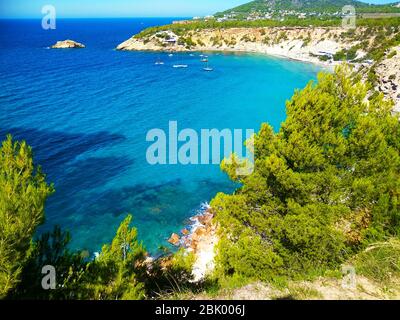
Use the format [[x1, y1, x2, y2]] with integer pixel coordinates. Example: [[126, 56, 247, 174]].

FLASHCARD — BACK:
[[212, 65, 400, 282], [218, 0, 400, 16], [333, 46, 359, 61], [387, 50, 397, 59], [9, 215, 147, 300], [169, 248, 195, 278], [137, 247, 201, 299], [352, 238, 400, 284], [0, 135, 53, 298], [80, 215, 147, 300], [178, 36, 197, 48], [318, 55, 330, 62], [10, 226, 87, 300], [0, 135, 193, 300], [367, 27, 400, 64]]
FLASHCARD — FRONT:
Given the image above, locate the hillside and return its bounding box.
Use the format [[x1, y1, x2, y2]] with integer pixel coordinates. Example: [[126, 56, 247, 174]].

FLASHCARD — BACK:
[[216, 0, 400, 18], [117, 19, 400, 113]]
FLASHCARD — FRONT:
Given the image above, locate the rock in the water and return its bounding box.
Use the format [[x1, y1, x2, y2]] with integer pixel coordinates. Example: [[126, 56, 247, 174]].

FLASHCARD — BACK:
[[51, 40, 85, 49], [168, 233, 180, 246]]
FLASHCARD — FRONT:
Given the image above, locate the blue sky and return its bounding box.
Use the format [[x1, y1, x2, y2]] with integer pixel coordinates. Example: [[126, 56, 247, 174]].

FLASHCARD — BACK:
[[0, 0, 398, 18]]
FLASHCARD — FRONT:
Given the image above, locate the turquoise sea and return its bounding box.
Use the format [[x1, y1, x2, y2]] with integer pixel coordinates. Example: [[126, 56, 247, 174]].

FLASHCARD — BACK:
[[0, 18, 321, 254]]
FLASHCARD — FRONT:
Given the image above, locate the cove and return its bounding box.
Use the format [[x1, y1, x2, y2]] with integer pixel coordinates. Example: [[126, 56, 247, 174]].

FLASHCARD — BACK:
[[0, 18, 321, 254]]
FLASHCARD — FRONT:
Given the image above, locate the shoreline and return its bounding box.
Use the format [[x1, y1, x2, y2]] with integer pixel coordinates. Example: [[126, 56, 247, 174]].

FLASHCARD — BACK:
[[117, 39, 338, 70], [116, 26, 400, 111], [168, 203, 218, 282], [116, 26, 355, 68]]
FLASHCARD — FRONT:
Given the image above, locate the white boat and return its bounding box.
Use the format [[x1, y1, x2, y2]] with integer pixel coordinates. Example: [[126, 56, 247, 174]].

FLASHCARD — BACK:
[[173, 64, 188, 68], [168, 54, 174, 57], [155, 58, 164, 65], [203, 61, 213, 72]]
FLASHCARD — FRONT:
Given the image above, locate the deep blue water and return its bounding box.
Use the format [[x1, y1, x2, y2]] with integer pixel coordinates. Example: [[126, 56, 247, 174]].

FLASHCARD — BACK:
[[0, 19, 320, 254]]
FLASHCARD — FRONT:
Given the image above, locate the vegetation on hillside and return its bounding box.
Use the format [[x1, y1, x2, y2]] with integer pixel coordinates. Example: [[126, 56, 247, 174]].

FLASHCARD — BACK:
[[218, 0, 400, 17], [135, 17, 400, 40], [212, 65, 400, 283]]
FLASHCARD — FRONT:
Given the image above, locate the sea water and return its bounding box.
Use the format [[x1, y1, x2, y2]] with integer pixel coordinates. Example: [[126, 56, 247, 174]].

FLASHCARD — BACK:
[[0, 18, 320, 254]]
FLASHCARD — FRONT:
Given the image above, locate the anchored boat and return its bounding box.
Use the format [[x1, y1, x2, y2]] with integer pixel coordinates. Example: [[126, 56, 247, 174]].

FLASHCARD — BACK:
[[173, 64, 188, 68], [203, 61, 213, 72]]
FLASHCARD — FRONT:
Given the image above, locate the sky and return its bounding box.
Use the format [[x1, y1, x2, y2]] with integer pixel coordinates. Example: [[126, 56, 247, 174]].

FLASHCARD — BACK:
[[0, 0, 398, 19]]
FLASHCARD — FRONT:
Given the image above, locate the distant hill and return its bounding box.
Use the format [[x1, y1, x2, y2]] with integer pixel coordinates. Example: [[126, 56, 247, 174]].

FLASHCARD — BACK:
[[216, 0, 400, 17]]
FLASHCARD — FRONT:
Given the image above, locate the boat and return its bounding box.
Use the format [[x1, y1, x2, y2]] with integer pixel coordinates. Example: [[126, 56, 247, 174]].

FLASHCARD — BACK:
[[203, 61, 213, 72], [155, 57, 164, 65], [173, 64, 188, 68], [172, 54, 188, 68], [168, 53, 174, 57]]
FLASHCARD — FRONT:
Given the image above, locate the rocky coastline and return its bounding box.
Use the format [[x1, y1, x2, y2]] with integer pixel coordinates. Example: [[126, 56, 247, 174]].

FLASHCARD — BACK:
[[117, 26, 400, 112], [168, 203, 217, 282]]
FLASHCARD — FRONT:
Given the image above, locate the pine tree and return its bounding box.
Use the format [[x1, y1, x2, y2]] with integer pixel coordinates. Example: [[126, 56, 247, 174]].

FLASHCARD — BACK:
[[81, 215, 147, 300], [213, 65, 400, 280], [0, 135, 53, 297]]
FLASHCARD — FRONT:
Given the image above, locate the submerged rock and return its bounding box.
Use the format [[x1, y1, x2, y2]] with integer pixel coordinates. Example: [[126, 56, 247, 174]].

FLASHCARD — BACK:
[[168, 233, 180, 246], [51, 40, 85, 49]]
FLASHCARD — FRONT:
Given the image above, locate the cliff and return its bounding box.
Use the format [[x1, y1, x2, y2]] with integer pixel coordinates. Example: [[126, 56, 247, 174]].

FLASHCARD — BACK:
[[117, 26, 400, 110]]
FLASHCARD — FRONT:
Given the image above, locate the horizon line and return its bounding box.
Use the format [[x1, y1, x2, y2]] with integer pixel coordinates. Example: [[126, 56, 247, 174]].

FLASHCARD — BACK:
[[0, 16, 193, 20]]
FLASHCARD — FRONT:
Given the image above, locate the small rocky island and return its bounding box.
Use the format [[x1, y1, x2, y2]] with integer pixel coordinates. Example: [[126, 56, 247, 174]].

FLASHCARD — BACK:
[[51, 40, 85, 49]]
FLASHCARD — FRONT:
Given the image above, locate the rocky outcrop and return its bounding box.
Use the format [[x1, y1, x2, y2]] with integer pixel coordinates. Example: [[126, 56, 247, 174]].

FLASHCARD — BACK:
[[188, 210, 217, 282], [181, 228, 190, 236], [375, 46, 400, 113], [168, 233, 180, 246], [51, 40, 85, 49], [167, 205, 217, 282]]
